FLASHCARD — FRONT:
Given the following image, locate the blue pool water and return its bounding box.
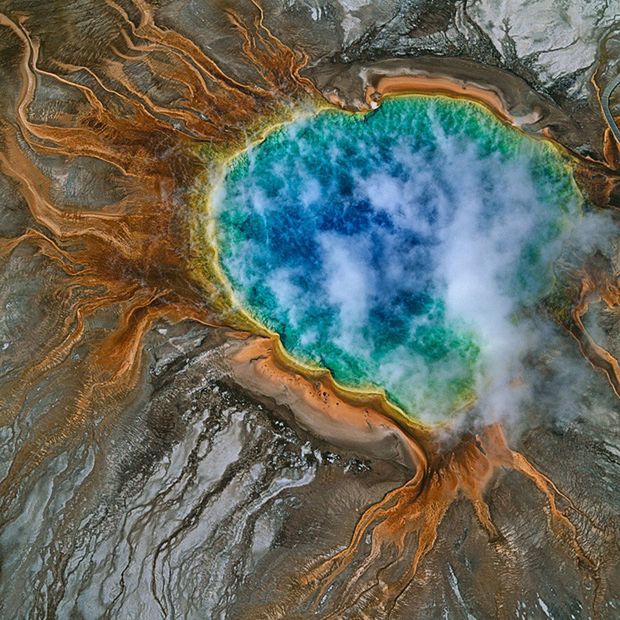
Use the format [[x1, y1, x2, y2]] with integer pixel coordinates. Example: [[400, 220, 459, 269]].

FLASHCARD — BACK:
[[213, 96, 582, 422]]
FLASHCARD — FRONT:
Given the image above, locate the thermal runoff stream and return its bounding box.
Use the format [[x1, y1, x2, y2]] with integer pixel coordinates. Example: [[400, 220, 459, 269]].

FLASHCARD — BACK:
[[213, 96, 584, 423]]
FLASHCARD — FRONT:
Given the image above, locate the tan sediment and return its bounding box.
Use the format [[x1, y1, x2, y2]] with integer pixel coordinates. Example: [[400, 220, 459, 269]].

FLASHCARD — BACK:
[[226, 335, 430, 472], [365, 74, 513, 123]]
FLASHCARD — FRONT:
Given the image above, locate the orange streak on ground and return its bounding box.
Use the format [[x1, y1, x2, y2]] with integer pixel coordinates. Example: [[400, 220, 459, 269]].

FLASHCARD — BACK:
[[0, 1, 314, 512], [229, 336, 430, 473], [569, 268, 620, 398], [293, 423, 593, 618], [603, 126, 620, 169], [366, 74, 512, 123]]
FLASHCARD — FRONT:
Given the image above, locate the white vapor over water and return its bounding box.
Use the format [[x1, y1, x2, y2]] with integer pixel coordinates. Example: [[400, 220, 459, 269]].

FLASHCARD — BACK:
[[216, 97, 614, 427]]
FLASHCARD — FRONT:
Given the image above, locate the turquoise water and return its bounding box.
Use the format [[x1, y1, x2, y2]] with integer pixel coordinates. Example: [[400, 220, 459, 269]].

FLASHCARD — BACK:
[[213, 97, 582, 422]]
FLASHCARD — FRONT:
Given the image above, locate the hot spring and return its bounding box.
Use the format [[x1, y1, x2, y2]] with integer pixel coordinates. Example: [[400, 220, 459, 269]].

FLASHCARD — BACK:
[[210, 96, 584, 423]]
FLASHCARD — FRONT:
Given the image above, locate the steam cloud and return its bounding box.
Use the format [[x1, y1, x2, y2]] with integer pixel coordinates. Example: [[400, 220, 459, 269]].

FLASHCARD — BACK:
[[215, 96, 610, 426]]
